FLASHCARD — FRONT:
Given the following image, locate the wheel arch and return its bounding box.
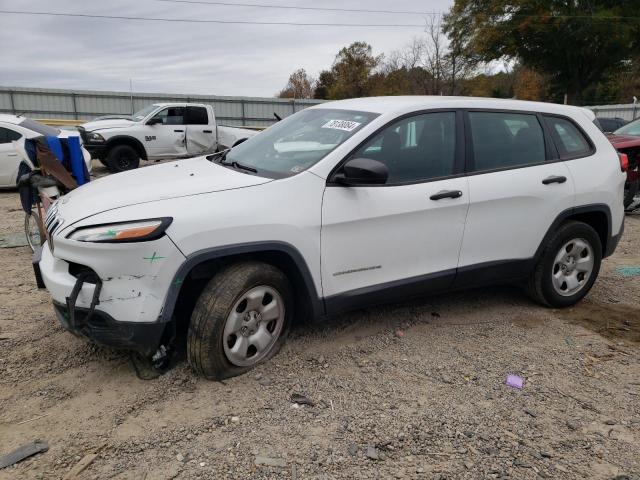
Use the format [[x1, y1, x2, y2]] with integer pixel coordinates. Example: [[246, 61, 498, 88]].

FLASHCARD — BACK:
[[105, 135, 148, 160], [160, 242, 324, 328], [535, 204, 612, 261]]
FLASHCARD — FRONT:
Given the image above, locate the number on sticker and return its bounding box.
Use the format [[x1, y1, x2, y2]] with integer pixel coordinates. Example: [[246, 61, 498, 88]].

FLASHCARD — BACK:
[[321, 120, 362, 132]]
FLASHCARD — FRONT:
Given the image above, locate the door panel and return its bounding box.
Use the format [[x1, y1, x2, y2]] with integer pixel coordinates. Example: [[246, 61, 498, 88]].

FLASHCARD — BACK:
[[0, 127, 22, 187], [0, 143, 19, 186], [186, 106, 216, 155], [458, 163, 575, 269], [321, 178, 470, 300], [146, 106, 188, 158]]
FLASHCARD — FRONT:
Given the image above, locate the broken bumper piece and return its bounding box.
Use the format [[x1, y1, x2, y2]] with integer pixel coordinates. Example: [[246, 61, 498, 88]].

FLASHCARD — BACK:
[[53, 301, 166, 355]]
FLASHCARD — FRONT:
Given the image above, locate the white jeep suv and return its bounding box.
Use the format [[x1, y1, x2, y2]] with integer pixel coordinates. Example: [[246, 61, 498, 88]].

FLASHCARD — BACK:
[[35, 97, 626, 379]]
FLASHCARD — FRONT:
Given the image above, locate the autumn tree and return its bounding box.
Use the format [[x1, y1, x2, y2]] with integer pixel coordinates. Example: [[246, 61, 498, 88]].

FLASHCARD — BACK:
[[443, 0, 640, 104], [278, 68, 315, 99]]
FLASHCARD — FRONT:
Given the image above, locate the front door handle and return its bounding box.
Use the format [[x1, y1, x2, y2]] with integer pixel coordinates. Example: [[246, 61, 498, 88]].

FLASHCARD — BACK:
[[203, 130, 213, 133], [542, 175, 567, 185], [174, 129, 184, 133], [430, 190, 463, 201]]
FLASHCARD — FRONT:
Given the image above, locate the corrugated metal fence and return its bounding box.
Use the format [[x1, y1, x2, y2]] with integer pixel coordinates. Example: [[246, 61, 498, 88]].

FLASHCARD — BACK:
[[0, 86, 324, 127], [589, 102, 640, 122]]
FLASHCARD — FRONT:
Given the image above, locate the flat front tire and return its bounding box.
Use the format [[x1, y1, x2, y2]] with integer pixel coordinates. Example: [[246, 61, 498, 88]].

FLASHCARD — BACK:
[[187, 262, 293, 380], [527, 221, 602, 308]]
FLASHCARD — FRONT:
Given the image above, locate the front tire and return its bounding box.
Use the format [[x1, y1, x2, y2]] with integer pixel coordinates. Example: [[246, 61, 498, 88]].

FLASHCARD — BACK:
[[527, 221, 602, 308], [188, 262, 293, 380], [105, 144, 140, 172]]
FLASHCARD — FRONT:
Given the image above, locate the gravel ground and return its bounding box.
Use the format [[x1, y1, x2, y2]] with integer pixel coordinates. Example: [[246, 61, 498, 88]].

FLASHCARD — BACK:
[[0, 164, 639, 479]]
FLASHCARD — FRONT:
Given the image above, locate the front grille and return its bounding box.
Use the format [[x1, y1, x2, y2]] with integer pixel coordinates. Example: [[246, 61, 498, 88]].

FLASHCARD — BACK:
[[44, 202, 63, 252]]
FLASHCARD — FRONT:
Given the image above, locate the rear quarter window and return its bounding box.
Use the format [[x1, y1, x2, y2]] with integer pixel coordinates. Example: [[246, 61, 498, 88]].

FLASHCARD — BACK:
[[544, 116, 593, 159]]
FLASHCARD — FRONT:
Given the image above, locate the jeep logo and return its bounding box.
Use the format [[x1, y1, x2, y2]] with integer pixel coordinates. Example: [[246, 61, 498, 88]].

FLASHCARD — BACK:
[[145, 135, 156, 141]]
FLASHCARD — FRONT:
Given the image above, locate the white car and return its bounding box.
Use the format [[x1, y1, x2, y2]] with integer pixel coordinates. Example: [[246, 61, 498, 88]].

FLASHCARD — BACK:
[[79, 103, 258, 172], [0, 115, 92, 188], [35, 96, 626, 379]]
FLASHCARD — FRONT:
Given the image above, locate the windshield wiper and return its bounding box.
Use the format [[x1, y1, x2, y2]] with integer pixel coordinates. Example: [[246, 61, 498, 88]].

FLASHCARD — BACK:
[[209, 149, 258, 173], [227, 160, 257, 173]]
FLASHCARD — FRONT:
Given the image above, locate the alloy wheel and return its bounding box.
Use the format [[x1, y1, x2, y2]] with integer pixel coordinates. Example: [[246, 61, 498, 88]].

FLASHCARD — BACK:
[[551, 238, 594, 296], [223, 285, 285, 367]]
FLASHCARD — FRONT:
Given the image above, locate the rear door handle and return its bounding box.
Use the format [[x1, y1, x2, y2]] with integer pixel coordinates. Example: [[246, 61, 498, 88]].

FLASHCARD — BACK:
[[430, 190, 463, 201], [542, 175, 567, 185]]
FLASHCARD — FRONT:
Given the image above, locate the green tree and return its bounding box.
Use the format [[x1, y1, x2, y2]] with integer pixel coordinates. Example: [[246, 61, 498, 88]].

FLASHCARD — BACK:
[[443, 1, 640, 104], [327, 42, 381, 99], [313, 70, 335, 99]]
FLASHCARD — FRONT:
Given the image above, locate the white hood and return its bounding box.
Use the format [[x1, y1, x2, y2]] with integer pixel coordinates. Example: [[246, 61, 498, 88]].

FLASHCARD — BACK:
[[56, 156, 271, 226], [82, 118, 137, 132]]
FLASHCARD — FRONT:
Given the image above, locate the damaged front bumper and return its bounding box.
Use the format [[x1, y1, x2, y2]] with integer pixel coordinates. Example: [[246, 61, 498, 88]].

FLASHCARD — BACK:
[[37, 234, 186, 355], [52, 300, 166, 355]]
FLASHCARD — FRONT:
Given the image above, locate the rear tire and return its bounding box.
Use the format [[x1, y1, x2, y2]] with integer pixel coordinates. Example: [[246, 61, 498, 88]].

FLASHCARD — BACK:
[[527, 221, 602, 308], [105, 144, 140, 172], [188, 262, 293, 380]]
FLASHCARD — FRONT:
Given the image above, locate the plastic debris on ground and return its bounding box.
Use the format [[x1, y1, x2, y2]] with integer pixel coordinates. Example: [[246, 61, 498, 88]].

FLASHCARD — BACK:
[[506, 374, 524, 389]]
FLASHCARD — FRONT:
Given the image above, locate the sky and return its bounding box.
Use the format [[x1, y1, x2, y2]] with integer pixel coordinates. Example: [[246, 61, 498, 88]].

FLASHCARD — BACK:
[[0, 0, 454, 97]]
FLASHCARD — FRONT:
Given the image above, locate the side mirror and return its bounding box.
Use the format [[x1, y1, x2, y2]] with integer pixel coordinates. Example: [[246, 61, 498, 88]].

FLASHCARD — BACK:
[[334, 157, 388, 186], [146, 117, 163, 126]]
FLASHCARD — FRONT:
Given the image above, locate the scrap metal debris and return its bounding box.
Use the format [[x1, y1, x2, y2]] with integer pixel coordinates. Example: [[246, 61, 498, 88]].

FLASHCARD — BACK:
[[0, 440, 49, 469]]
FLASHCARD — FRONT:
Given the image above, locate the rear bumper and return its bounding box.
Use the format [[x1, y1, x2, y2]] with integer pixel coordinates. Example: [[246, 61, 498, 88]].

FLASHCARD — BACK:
[[53, 301, 166, 355]]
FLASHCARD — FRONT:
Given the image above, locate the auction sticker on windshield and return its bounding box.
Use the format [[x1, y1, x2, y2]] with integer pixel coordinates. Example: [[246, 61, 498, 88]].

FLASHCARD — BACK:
[[322, 119, 362, 132]]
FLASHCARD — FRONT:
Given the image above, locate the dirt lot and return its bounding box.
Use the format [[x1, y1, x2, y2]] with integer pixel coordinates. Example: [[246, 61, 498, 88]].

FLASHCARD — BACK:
[[1, 166, 639, 479]]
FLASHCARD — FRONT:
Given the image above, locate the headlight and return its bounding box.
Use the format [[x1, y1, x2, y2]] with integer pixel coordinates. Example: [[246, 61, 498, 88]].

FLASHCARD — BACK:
[[87, 132, 105, 143], [68, 218, 172, 243]]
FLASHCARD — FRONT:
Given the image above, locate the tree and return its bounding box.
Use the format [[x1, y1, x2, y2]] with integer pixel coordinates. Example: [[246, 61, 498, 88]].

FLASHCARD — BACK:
[[278, 68, 315, 99], [313, 70, 335, 99], [327, 42, 381, 99], [443, 1, 640, 104]]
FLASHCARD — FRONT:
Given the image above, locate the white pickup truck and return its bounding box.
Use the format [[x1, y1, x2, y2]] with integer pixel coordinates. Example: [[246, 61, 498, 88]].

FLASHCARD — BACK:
[[78, 103, 258, 171]]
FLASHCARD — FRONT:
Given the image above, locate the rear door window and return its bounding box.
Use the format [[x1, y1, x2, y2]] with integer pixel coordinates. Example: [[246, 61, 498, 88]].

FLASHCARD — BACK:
[[544, 116, 593, 158], [468, 111, 546, 172], [0, 127, 22, 144], [186, 106, 208, 125]]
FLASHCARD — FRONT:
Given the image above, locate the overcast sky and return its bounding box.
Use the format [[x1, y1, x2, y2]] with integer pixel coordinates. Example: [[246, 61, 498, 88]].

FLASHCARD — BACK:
[[0, 0, 454, 97]]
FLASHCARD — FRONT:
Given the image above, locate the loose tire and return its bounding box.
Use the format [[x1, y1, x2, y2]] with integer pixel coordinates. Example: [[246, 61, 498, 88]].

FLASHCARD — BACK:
[[24, 212, 42, 252], [527, 221, 602, 308], [105, 144, 140, 172], [188, 262, 293, 380]]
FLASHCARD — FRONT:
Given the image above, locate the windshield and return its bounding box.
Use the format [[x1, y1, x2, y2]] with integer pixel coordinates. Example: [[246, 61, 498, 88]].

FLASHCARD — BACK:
[[614, 118, 640, 136], [224, 108, 379, 177], [132, 105, 160, 122], [19, 118, 60, 136]]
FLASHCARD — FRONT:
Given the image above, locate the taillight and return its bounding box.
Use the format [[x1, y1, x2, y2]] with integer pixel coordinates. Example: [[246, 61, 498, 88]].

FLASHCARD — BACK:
[[619, 152, 629, 172]]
